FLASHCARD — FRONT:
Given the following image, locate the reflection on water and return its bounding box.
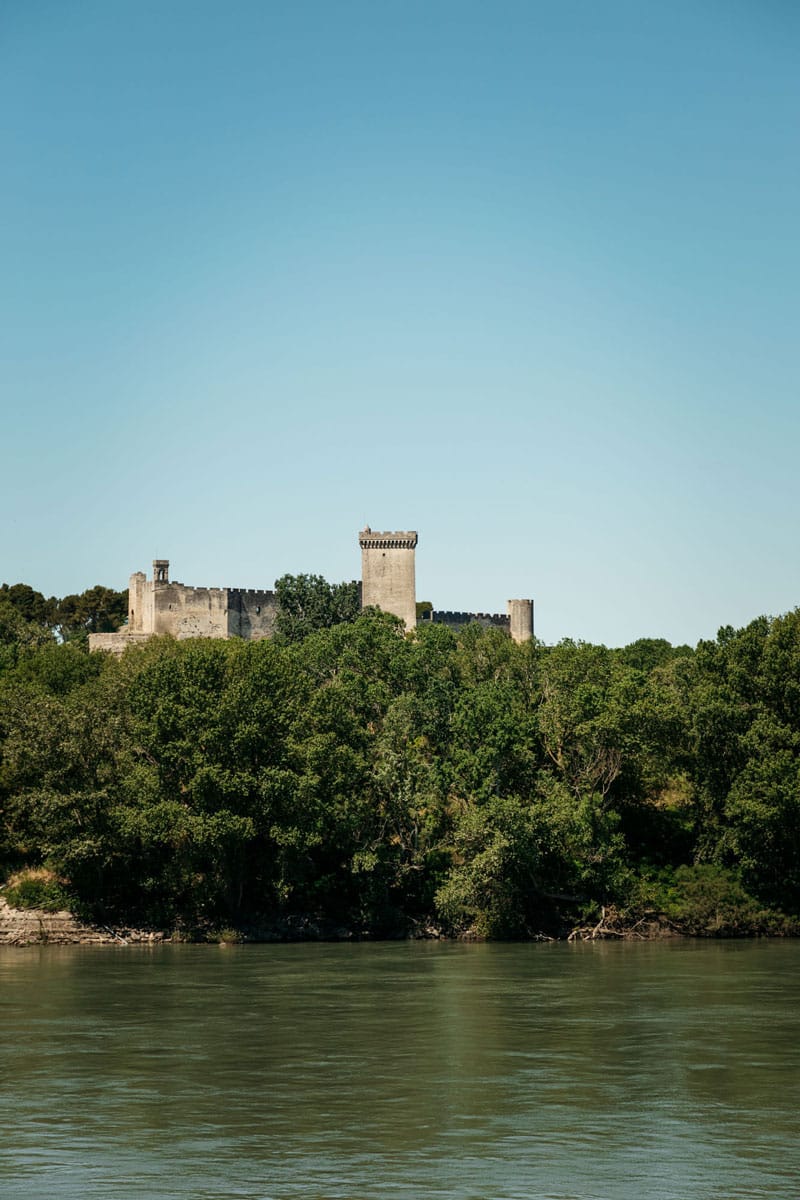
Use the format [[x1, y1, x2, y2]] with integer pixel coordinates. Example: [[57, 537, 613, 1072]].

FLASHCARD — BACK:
[[1, 940, 799, 1199]]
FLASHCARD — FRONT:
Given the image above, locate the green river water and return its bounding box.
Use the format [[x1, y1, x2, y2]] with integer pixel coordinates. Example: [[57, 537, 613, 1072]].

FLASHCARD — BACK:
[[1, 940, 798, 1199]]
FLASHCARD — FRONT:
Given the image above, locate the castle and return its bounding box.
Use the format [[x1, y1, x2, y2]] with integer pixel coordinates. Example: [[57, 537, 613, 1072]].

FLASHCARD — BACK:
[[88, 528, 534, 652]]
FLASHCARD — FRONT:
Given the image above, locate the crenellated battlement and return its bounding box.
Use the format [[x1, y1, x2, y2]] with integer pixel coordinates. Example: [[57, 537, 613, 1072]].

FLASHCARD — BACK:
[[168, 583, 227, 595], [229, 588, 276, 600], [161, 584, 280, 602], [358, 529, 418, 551], [422, 610, 510, 629]]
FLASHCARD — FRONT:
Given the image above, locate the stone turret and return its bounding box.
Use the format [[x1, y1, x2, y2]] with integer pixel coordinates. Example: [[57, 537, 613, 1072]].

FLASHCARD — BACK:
[[128, 571, 147, 632], [507, 598, 534, 644], [359, 527, 418, 632]]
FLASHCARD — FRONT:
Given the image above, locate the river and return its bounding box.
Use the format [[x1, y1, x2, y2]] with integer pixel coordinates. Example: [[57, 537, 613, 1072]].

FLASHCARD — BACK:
[[1, 940, 798, 1199]]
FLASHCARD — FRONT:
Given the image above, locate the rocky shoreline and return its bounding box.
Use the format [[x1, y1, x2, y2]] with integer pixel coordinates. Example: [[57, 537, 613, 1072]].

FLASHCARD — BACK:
[[0, 899, 166, 946], [0, 897, 783, 946], [0, 897, 678, 946]]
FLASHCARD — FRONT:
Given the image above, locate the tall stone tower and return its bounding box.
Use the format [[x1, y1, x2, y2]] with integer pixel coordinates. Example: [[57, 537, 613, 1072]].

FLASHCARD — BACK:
[[359, 527, 418, 632]]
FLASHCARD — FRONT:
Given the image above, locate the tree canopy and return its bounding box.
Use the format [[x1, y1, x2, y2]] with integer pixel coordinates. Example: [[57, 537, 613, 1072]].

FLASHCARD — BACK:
[[0, 581, 128, 644], [273, 573, 361, 643], [1, 582, 799, 938]]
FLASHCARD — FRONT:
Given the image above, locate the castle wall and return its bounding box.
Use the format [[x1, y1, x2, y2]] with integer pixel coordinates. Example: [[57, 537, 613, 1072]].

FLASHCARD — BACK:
[[420, 603, 532, 642], [227, 589, 279, 640], [359, 529, 417, 632], [422, 610, 511, 633], [88, 631, 152, 653], [152, 583, 229, 639]]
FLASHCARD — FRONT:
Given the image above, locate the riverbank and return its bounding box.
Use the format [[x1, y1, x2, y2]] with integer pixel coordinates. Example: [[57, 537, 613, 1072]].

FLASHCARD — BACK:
[[0, 899, 166, 946], [0, 898, 386, 946], [3, 897, 793, 946]]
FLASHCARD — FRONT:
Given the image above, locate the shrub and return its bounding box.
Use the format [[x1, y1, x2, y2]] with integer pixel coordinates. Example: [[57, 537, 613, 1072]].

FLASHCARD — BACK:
[[3, 867, 74, 913], [634, 864, 798, 936]]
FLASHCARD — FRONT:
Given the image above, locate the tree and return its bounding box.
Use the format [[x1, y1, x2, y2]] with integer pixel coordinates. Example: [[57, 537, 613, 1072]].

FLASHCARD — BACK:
[[0, 597, 54, 674], [274, 574, 360, 643], [117, 637, 304, 923], [0, 583, 57, 628], [55, 586, 128, 641], [537, 641, 626, 800], [617, 637, 692, 674]]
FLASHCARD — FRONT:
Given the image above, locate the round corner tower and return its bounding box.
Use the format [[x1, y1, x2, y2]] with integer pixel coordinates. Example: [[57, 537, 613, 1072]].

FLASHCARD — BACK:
[[359, 527, 418, 632], [507, 598, 534, 644]]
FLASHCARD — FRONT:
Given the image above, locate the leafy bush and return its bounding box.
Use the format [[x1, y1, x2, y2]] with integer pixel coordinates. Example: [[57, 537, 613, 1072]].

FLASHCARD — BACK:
[[3, 867, 74, 912], [635, 865, 798, 936]]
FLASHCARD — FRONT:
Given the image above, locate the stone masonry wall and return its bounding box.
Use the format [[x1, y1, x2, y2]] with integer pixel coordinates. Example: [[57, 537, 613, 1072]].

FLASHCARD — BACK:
[[507, 598, 534, 643], [128, 571, 147, 633], [359, 529, 418, 632], [422, 610, 511, 633], [227, 589, 279, 639], [87, 630, 152, 653], [152, 582, 229, 638], [0, 898, 164, 945]]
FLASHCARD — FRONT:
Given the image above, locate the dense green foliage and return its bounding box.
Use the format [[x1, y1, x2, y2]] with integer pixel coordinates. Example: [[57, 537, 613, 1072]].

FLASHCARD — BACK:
[[0, 582, 128, 651], [1, 589, 799, 937], [273, 574, 361, 642]]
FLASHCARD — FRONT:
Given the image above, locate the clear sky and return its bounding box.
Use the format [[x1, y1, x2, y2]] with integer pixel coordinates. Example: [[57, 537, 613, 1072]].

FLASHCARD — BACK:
[[2, 1, 798, 646]]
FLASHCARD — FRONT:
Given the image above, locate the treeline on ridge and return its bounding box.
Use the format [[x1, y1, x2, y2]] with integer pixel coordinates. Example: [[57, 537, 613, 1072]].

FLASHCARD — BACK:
[[0, 582, 128, 647], [1, 575, 799, 939]]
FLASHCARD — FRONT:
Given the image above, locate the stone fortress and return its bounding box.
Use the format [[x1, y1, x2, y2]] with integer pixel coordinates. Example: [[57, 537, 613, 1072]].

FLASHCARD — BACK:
[[89, 528, 534, 652]]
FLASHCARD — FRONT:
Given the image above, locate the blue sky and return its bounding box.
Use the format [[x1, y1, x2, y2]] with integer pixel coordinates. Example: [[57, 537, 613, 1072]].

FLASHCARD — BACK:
[[2, 1, 798, 646]]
